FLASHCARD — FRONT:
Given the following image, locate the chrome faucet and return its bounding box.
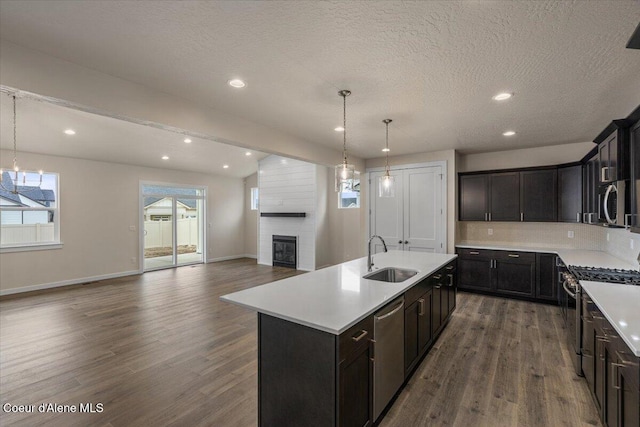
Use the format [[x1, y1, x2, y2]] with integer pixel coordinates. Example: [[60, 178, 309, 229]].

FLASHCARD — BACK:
[[368, 235, 388, 272]]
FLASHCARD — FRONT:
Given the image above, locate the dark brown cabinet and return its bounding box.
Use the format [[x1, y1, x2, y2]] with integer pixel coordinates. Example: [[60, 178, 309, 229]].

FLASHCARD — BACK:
[[404, 261, 456, 378], [459, 175, 489, 221], [339, 336, 373, 427], [558, 165, 583, 223], [457, 248, 553, 303], [597, 122, 631, 184], [583, 151, 600, 224], [490, 172, 521, 221], [520, 169, 558, 222], [581, 294, 640, 427], [493, 251, 536, 297], [535, 253, 557, 301]]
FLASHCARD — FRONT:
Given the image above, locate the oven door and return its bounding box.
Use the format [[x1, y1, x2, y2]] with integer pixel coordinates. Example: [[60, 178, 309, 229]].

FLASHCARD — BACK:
[[562, 277, 582, 376]]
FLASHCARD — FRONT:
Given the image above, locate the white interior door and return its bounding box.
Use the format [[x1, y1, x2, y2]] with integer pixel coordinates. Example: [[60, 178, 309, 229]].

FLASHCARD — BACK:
[[403, 166, 443, 253], [369, 170, 404, 253], [369, 165, 446, 254]]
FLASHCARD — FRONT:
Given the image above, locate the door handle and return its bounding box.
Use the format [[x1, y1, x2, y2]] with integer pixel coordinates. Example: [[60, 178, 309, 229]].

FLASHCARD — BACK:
[[375, 301, 404, 320], [603, 184, 616, 224], [398, 240, 403, 244], [404, 240, 409, 245]]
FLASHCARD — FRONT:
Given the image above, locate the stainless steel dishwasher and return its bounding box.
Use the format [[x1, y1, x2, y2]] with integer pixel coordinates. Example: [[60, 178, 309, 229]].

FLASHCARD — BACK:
[[373, 296, 405, 421]]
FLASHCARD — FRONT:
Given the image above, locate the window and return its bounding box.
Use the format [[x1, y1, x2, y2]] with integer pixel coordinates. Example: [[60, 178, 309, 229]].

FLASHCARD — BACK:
[[0, 170, 60, 249], [338, 173, 360, 209], [251, 187, 259, 210]]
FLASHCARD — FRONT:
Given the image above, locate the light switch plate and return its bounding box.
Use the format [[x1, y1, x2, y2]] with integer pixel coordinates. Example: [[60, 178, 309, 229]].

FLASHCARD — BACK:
[[631, 239, 635, 250], [567, 230, 574, 239], [488, 228, 493, 236]]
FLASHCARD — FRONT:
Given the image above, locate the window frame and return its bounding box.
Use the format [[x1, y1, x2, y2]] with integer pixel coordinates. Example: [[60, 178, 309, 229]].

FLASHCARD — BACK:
[[0, 171, 61, 252]]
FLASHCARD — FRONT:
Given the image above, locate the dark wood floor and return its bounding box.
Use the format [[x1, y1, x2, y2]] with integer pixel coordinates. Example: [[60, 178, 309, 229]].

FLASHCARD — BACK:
[[0, 259, 600, 426]]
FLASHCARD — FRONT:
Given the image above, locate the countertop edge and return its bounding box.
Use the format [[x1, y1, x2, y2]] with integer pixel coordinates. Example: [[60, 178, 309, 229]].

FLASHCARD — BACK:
[[580, 282, 640, 357], [221, 253, 458, 335]]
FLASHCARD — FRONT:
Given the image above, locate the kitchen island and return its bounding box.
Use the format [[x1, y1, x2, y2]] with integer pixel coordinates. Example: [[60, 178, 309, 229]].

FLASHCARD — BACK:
[[221, 250, 458, 427]]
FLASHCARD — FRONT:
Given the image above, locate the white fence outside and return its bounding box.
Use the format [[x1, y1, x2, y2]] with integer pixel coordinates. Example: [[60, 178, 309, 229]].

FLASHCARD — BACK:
[[144, 218, 199, 249], [1, 223, 55, 245]]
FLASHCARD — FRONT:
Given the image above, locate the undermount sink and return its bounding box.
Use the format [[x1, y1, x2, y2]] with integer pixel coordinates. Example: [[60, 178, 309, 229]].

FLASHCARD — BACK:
[[363, 267, 418, 283]]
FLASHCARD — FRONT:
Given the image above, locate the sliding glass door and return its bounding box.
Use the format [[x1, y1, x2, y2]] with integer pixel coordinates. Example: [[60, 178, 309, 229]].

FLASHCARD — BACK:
[[142, 184, 205, 271]]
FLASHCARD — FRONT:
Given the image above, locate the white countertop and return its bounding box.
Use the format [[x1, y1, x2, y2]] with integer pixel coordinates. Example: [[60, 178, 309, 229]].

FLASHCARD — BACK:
[[581, 281, 640, 357], [221, 251, 457, 335], [456, 242, 638, 270]]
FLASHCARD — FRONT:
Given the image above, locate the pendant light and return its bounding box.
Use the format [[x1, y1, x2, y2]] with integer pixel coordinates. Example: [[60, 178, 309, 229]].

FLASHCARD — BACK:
[[335, 90, 356, 192], [379, 119, 395, 198], [0, 94, 43, 194]]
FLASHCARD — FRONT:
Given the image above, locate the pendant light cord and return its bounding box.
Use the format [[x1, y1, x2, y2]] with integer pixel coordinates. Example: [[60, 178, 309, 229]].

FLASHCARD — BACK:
[[385, 120, 390, 174], [342, 92, 347, 164]]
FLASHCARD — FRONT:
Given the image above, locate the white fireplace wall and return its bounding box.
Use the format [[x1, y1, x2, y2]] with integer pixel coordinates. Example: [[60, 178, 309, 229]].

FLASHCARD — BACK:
[[258, 155, 318, 271]]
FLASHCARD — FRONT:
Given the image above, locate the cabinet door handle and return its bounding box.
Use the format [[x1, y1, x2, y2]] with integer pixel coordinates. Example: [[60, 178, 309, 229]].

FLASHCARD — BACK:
[[611, 362, 624, 390], [601, 166, 609, 182], [351, 330, 368, 342], [577, 213, 581, 223], [445, 265, 454, 270], [469, 251, 480, 255], [520, 212, 524, 222], [488, 212, 492, 221], [447, 274, 454, 287], [418, 298, 425, 316], [508, 254, 520, 258], [485, 212, 488, 221], [434, 284, 442, 289]]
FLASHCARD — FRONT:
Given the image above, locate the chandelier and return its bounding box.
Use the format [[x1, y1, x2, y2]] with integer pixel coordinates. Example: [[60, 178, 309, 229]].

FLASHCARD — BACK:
[[335, 90, 356, 192], [0, 93, 43, 194]]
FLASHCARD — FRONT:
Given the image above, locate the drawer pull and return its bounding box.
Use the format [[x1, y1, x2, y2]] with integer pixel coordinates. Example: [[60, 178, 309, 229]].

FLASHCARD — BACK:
[[351, 330, 368, 342], [508, 254, 520, 258], [418, 298, 425, 316], [445, 265, 454, 270], [433, 274, 442, 280], [469, 251, 480, 255]]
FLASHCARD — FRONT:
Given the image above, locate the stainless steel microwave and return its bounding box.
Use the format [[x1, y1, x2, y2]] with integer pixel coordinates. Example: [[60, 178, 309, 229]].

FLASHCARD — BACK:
[[598, 181, 628, 227]]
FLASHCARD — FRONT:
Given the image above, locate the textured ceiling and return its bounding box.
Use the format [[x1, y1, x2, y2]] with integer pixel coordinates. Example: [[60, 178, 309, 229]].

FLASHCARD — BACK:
[[0, 1, 639, 160], [0, 94, 267, 177]]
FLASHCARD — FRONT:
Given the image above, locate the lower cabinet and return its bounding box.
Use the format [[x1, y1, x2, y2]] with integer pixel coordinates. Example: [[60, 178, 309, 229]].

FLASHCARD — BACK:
[[581, 293, 640, 427], [457, 248, 541, 300], [339, 330, 374, 427], [404, 261, 456, 378]]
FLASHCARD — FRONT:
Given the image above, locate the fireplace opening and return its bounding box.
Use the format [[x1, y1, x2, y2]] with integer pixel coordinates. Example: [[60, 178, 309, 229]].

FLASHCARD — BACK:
[[272, 235, 297, 269]]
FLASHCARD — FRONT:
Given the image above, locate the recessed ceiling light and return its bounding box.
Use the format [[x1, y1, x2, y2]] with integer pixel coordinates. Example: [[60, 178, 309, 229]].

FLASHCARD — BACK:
[[223, 164, 229, 169], [382, 148, 390, 152], [184, 138, 192, 143], [493, 92, 513, 101], [228, 79, 246, 88], [64, 129, 76, 135], [162, 155, 169, 160], [245, 151, 252, 156], [334, 126, 345, 132], [502, 131, 516, 136]]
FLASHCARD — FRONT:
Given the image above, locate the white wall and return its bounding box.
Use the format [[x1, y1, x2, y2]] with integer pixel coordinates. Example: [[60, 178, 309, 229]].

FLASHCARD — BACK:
[[315, 165, 330, 269], [458, 141, 595, 172], [0, 150, 245, 294], [258, 155, 317, 271], [244, 173, 258, 258], [365, 149, 456, 253]]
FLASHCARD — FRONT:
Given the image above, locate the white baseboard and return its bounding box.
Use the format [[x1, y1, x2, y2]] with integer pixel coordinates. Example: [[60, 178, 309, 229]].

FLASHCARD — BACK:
[[0, 270, 141, 296], [207, 254, 257, 263]]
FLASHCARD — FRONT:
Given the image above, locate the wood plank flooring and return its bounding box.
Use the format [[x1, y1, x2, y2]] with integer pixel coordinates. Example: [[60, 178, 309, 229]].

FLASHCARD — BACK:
[[1, 259, 601, 426]]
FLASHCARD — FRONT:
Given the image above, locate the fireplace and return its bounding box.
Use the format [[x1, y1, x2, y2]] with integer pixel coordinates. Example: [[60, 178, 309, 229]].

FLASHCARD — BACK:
[[272, 235, 297, 269]]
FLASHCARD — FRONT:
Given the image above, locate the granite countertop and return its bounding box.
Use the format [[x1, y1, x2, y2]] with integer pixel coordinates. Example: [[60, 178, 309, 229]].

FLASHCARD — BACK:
[[581, 281, 640, 357], [221, 251, 457, 335]]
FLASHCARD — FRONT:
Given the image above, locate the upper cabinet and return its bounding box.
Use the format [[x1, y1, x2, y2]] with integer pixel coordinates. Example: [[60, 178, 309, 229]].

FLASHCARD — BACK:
[[558, 165, 583, 223], [459, 168, 558, 222], [520, 169, 557, 222], [596, 120, 631, 184]]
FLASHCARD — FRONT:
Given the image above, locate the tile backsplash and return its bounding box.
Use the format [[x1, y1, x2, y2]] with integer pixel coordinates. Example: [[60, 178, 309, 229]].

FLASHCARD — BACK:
[[457, 221, 640, 267]]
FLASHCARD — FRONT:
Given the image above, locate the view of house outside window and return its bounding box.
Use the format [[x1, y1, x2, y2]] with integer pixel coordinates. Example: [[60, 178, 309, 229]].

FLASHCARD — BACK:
[[338, 173, 360, 209], [0, 170, 59, 248]]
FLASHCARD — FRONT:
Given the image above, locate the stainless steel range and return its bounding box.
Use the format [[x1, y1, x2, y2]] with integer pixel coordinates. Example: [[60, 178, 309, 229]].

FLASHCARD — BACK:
[[561, 264, 640, 376]]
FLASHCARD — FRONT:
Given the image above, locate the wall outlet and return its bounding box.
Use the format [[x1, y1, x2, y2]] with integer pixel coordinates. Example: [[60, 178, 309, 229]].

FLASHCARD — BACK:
[[488, 228, 493, 236], [129, 225, 136, 231], [567, 230, 574, 239], [631, 239, 635, 250], [607, 233, 610, 242], [130, 257, 137, 264]]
